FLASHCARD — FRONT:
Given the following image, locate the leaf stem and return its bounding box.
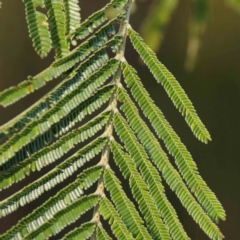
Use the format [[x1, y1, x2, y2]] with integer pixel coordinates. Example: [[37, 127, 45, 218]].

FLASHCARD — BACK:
[[90, 1, 133, 239]]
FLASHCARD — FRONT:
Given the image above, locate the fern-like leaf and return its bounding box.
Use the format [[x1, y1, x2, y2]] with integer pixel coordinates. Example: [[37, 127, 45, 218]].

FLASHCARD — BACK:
[[117, 86, 190, 240], [99, 197, 135, 240], [23, 0, 52, 57], [72, 7, 108, 40], [0, 83, 112, 171], [0, 1, 225, 239], [44, 0, 69, 59], [71, 0, 128, 42], [24, 195, 99, 239], [114, 112, 172, 239], [104, 169, 152, 239], [0, 111, 110, 190], [0, 16, 119, 108], [0, 137, 107, 218], [62, 222, 96, 240], [1, 165, 103, 240], [118, 85, 226, 239], [96, 225, 112, 240], [54, 20, 118, 67], [111, 140, 224, 240], [63, 0, 81, 36], [0, 83, 115, 166], [0, 47, 113, 140], [122, 62, 226, 224], [127, 26, 211, 143]]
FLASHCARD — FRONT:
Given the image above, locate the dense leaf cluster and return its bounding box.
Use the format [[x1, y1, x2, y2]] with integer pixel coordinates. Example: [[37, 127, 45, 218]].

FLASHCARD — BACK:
[[0, 0, 225, 239]]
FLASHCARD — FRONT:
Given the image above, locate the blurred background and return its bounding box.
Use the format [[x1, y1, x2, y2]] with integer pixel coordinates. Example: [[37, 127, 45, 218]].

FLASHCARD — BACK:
[[0, 0, 239, 239]]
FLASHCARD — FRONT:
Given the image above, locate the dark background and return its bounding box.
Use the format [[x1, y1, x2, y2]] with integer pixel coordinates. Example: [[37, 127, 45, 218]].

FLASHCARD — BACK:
[[0, 0, 239, 239]]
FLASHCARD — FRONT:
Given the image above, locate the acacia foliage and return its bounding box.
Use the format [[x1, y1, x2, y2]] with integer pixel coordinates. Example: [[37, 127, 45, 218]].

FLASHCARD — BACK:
[[0, 0, 225, 239]]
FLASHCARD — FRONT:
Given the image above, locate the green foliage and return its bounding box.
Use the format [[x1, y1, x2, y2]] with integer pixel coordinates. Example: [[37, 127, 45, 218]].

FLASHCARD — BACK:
[[96, 226, 112, 240], [44, 0, 69, 59], [63, 0, 81, 36], [99, 197, 135, 240], [0, 112, 110, 189], [0, 166, 102, 240], [110, 138, 171, 240], [121, 62, 225, 223], [0, 137, 106, 218], [127, 28, 211, 143], [117, 87, 190, 240], [25, 195, 99, 239], [0, 0, 225, 239], [63, 222, 96, 240], [23, 0, 52, 57], [0, 9, 120, 107], [104, 168, 152, 239]]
